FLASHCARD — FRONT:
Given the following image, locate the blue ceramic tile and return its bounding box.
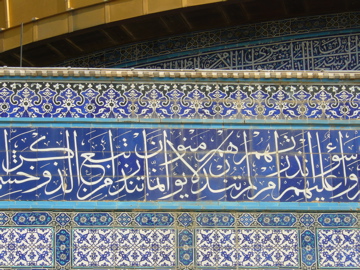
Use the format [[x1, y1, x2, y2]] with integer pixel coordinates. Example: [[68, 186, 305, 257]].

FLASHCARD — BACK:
[[257, 213, 296, 227], [0, 126, 359, 202], [13, 212, 52, 225], [56, 229, 70, 266], [0, 227, 53, 267], [317, 228, 360, 268], [278, 177, 306, 202]]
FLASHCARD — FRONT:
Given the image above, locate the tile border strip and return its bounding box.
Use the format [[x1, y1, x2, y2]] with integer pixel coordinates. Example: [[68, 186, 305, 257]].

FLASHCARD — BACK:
[[0, 201, 358, 211], [0, 211, 359, 269]]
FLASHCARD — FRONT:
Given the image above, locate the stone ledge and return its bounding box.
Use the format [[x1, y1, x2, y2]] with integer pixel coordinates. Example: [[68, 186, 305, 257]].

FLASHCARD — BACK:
[[1, 67, 360, 80]]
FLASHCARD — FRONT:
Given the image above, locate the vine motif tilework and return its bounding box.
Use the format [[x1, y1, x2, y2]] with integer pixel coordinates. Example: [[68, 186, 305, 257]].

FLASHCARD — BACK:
[[72, 228, 176, 267], [2, 82, 360, 120], [57, 12, 360, 69], [0, 211, 358, 269], [317, 229, 360, 268], [237, 229, 298, 267], [0, 227, 53, 267]]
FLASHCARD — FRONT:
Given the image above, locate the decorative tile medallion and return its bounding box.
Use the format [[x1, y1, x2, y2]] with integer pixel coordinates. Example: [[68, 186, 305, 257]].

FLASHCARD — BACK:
[[0, 213, 9, 226], [239, 213, 254, 226], [318, 213, 357, 227], [74, 213, 113, 226], [56, 213, 71, 227], [135, 213, 175, 226], [178, 213, 193, 227], [117, 213, 132, 226], [300, 214, 315, 227], [196, 213, 235, 226], [258, 213, 297, 227], [12, 212, 52, 226]]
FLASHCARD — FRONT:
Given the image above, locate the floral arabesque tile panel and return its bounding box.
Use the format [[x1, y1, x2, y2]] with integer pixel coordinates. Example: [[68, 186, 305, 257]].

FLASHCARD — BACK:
[[0, 211, 357, 269]]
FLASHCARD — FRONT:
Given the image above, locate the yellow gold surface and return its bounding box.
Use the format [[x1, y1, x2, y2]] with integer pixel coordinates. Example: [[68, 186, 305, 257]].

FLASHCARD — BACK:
[[148, 0, 183, 13], [69, 0, 104, 9], [0, 0, 223, 53], [9, 0, 66, 27], [0, 0, 6, 29]]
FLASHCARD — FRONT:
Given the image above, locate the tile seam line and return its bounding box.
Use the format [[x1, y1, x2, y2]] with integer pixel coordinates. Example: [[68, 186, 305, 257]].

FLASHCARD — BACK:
[[0, 202, 359, 211], [2, 118, 360, 127]]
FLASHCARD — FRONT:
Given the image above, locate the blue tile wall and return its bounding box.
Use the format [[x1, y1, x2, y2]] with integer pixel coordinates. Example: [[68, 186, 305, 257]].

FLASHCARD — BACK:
[[0, 211, 356, 269], [0, 127, 358, 203], [0, 227, 53, 267], [2, 81, 360, 120]]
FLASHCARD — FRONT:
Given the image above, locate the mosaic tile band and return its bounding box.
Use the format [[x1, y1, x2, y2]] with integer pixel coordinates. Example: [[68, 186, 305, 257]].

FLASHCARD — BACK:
[[137, 33, 360, 71], [0, 127, 360, 203], [0, 211, 357, 269], [57, 12, 360, 69], [2, 82, 360, 120]]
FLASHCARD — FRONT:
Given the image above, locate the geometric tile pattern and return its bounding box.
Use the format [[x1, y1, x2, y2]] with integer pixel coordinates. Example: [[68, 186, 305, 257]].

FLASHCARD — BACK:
[[318, 229, 360, 268], [239, 213, 254, 226], [0, 211, 356, 269], [4, 82, 360, 120], [301, 214, 315, 227], [0, 213, 9, 225], [72, 228, 175, 267], [196, 229, 237, 267], [117, 213, 132, 226], [178, 213, 193, 227], [0, 227, 53, 267], [56, 213, 71, 227], [237, 229, 299, 267], [58, 12, 360, 69], [196, 228, 299, 267]]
